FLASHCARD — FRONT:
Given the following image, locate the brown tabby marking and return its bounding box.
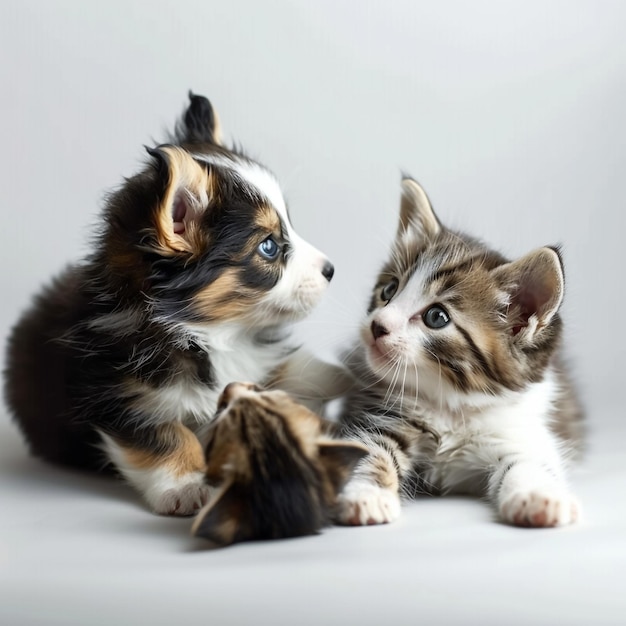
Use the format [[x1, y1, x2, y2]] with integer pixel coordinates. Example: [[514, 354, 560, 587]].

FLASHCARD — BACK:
[[337, 177, 583, 528], [192, 383, 368, 546]]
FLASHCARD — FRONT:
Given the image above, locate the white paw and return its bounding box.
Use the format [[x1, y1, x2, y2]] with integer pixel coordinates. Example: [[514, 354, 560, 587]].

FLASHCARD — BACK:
[[147, 472, 211, 517], [336, 481, 401, 526], [499, 490, 580, 528]]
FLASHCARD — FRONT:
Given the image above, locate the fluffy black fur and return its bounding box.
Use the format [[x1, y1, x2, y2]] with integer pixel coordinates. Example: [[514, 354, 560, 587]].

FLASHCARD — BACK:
[[3, 93, 314, 478]]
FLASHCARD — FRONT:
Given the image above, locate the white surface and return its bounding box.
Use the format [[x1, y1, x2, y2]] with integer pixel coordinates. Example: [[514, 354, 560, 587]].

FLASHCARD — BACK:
[[1, 1, 625, 624], [1, 418, 624, 625]]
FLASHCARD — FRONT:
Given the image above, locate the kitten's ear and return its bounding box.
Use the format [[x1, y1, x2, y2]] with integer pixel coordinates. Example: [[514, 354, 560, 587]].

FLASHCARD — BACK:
[[147, 145, 213, 257], [318, 440, 369, 493], [178, 91, 223, 145], [398, 177, 441, 241], [493, 247, 564, 340], [191, 483, 252, 547]]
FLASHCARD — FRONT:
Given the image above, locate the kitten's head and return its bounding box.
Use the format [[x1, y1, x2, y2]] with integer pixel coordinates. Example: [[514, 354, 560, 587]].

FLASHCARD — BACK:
[[359, 178, 565, 409], [102, 92, 333, 328], [192, 382, 367, 546]]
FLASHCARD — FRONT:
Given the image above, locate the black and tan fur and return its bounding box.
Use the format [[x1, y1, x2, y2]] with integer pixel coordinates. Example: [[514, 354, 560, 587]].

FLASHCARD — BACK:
[[4, 92, 345, 515], [192, 383, 367, 546]]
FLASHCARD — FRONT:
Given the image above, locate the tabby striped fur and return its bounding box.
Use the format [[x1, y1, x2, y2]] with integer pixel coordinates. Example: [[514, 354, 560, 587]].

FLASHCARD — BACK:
[[337, 178, 583, 528], [192, 383, 367, 546]]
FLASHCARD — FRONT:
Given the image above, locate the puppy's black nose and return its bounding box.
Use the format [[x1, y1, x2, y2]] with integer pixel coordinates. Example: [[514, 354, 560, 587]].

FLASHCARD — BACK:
[[371, 320, 389, 340], [322, 261, 335, 282]]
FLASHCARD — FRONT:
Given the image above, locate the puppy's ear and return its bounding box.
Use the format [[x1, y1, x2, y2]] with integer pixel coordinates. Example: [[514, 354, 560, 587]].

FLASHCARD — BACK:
[[147, 145, 214, 256], [191, 482, 252, 547], [177, 91, 223, 146], [318, 440, 369, 493], [397, 177, 441, 243]]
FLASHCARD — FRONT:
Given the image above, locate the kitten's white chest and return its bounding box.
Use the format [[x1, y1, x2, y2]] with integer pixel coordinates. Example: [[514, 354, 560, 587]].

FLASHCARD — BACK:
[[413, 410, 480, 491], [414, 375, 560, 493]]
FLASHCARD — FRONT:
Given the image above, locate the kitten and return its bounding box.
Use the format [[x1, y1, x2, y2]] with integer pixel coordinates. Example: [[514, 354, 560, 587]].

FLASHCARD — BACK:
[[336, 178, 583, 528], [192, 383, 368, 546], [3, 92, 349, 516]]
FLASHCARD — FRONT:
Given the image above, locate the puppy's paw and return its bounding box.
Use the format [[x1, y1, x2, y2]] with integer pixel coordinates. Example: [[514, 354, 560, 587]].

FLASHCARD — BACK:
[[336, 480, 401, 526], [499, 490, 579, 528], [147, 472, 211, 516]]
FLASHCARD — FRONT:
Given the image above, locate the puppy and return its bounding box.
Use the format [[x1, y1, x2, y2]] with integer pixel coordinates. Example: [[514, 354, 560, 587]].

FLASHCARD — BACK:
[[4, 92, 348, 515]]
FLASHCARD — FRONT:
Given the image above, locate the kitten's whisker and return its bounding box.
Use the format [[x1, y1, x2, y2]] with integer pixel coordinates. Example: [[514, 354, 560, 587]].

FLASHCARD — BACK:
[[412, 359, 420, 413], [381, 357, 402, 409]]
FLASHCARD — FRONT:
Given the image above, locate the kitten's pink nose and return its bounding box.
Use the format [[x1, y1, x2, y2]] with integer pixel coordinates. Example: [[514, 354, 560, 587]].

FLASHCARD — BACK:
[[371, 320, 390, 341]]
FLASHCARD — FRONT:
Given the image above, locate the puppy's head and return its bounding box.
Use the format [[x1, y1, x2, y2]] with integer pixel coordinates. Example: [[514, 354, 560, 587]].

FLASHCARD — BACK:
[[104, 92, 333, 328]]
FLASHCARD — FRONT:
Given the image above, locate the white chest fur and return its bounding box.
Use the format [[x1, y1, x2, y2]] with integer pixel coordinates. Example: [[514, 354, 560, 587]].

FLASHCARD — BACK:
[[129, 324, 289, 431], [414, 371, 563, 493]]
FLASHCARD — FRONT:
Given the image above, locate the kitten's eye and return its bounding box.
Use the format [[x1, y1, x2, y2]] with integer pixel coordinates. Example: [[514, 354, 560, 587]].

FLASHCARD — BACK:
[[258, 236, 280, 260], [381, 279, 399, 302], [423, 305, 450, 329]]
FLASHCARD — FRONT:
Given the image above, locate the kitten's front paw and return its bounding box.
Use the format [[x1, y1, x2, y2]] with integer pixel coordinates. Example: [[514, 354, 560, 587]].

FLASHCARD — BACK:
[[147, 472, 211, 516], [336, 481, 401, 526], [499, 490, 579, 528]]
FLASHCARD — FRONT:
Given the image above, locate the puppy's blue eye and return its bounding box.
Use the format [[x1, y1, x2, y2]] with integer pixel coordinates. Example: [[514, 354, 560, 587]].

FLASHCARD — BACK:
[[423, 305, 450, 329], [258, 237, 280, 260]]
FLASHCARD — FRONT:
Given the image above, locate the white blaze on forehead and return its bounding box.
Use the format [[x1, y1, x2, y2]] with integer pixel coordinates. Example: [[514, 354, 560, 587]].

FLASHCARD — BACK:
[[191, 150, 330, 320], [391, 257, 440, 316], [233, 161, 288, 221], [191, 152, 290, 225]]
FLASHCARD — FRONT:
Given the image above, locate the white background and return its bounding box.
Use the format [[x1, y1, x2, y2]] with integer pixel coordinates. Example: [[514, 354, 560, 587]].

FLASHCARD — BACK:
[[1, 2, 624, 625]]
